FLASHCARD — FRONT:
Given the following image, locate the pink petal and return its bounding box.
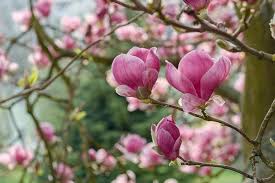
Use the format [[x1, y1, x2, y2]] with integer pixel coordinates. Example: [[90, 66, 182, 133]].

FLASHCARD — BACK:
[[178, 50, 213, 94], [166, 61, 197, 95], [128, 47, 160, 71], [145, 47, 160, 71], [128, 47, 149, 61], [142, 68, 158, 90], [115, 85, 136, 97], [112, 54, 145, 89], [157, 129, 174, 156], [181, 93, 206, 112], [200, 56, 231, 100]]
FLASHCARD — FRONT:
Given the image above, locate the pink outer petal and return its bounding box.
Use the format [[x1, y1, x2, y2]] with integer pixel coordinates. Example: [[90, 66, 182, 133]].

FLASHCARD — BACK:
[[142, 68, 158, 90], [170, 137, 182, 160], [157, 129, 174, 157], [128, 47, 149, 62], [112, 54, 145, 89], [200, 56, 231, 100], [178, 50, 214, 95], [166, 61, 197, 96], [145, 48, 160, 71], [181, 93, 206, 112], [128, 47, 160, 71], [115, 85, 136, 97]]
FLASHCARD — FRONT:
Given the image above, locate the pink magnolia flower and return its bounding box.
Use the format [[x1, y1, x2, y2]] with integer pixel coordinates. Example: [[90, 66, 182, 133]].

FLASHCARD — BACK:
[[28, 47, 50, 69], [183, 0, 211, 11], [111, 170, 136, 183], [88, 148, 96, 161], [112, 47, 160, 99], [139, 143, 163, 168], [0, 145, 33, 169], [115, 25, 148, 43], [35, 0, 52, 17], [61, 16, 81, 33], [198, 167, 212, 176], [12, 10, 32, 31], [0, 51, 18, 80], [57, 35, 76, 50], [96, 0, 108, 19], [40, 122, 56, 143], [151, 116, 182, 160], [166, 50, 231, 112], [120, 134, 146, 154], [96, 149, 117, 171], [55, 163, 74, 183]]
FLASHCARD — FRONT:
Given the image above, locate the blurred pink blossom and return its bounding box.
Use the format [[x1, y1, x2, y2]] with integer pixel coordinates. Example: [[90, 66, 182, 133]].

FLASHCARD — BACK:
[[28, 47, 50, 69], [55, 163, 74, 183], [139, 143, 163, 169], [0, 145, 33, 169], [61, 16, 81, 33], [12, 10, 32, 31], [40, 122, 56, 143], [111, 170, 136, 183], [35, 0, 52, 17]]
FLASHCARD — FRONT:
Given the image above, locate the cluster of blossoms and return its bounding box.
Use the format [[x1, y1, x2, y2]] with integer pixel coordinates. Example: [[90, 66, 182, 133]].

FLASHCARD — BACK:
[[179, 123, 240, 175], [88, 148, 117, 172], [54, 162, 74, 183], [0, 144, 33, 169], [110, 45, 241, 177]]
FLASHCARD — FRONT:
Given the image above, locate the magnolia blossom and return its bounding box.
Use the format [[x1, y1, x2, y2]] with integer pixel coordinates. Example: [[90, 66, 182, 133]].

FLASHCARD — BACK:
[[111, 170, 136, 183], [61, 16, 81, 33], [95, 149, 117, 171], [55, 163, 74, 183], [12, 10, 32, 31], [0, 51, 18, 80], [28, 47, 50, 69], [139, 143, 163, 168], [88, 148, 96, 161], [166, 50, 231, 112], [40, 122, 56, 143], [57, 35, 76, 50], [151, 116, 182, 160], [34, 0, 52, 17], [115, 25, 148, 43], [112, 47, 160, 99], [183, 0, 211, 11], [120, 134, 146, 154], [0, 145, 33, 169]]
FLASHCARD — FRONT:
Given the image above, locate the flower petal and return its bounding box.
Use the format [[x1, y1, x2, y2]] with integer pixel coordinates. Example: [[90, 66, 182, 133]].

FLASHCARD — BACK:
[[166, 61, 197, 95], [142, 68, 158, 90], [112, 54, 145, 89], [181, 93, 206, 112], [115, 85, 136, 97], [178, 50, 213, 94], [145, 47, 160, 71], [200, 56, 231, 100], [128, 47, 160, 71], [157, 129, 174, 156]]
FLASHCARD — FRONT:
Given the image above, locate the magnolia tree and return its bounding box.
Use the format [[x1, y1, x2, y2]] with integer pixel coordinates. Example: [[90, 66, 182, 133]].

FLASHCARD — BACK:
[[0, 0, 275, 182]]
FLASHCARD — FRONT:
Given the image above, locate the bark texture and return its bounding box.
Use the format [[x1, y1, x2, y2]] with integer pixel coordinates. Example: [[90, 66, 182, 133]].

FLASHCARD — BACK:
[[242, 1, 275, 180]]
